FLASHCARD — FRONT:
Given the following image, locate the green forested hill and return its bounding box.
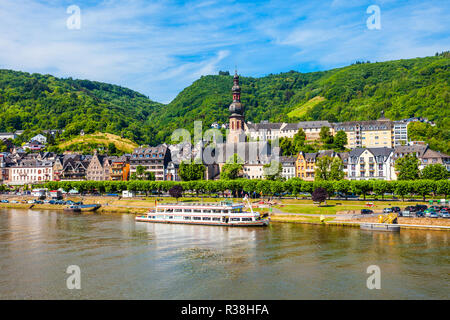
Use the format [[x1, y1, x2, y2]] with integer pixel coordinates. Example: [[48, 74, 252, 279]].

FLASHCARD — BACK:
[[150, 52, 449, 152], [0, 70, 163, 144], [0, 52, 449, 153]]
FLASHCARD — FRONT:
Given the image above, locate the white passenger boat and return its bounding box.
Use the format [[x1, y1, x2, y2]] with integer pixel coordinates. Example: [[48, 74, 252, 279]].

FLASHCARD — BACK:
[[135, 199, 270, 227]]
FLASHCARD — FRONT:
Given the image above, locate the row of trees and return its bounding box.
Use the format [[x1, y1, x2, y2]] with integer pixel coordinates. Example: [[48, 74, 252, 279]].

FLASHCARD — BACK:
[[39, 179, 450, 201]]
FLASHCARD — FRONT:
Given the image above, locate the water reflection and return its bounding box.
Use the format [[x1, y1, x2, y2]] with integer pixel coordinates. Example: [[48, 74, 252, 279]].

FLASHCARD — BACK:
[[0, 209, 448, 299]]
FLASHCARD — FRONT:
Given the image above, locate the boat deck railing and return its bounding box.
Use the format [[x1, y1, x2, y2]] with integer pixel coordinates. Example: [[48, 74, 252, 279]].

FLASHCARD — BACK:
[[158, 201, 242, 207]]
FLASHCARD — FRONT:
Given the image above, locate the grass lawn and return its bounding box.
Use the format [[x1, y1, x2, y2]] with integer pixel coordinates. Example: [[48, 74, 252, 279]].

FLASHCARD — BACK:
[[274, 199, 427, 215]]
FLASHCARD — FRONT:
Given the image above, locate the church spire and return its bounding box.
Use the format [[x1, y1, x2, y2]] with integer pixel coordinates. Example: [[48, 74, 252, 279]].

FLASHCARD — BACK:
[[228, 69, 245, 143]]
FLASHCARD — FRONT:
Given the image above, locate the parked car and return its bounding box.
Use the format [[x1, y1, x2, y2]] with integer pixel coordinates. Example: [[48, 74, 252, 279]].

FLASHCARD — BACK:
[[414, 211, 425, 217], [415, 205, 427, 211], [10, 200, 19, 203], [1, 199, 9, 203], [402, 208, 413, 217], [27, 200, 35, 204], [383, 207, 393, 214], [391, 207, 401, 213], [424, 209, 437, 218], [440, 210, 450, 218], [361, 209, 374, 215]]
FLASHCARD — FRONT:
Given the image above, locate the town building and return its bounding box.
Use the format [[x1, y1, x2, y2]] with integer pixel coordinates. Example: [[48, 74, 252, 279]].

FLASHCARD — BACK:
[[392, 145, 450, 173], [0, 132, 17, 140], [30, 134, 47, 144], [332, 119, 393, 149], [57, 155, 90, 181], [246, 120, 331, 142], [280, 156, 296, 180], [110, 155, 130, 181], [9, 159, 54, 185], [296, 152, 318, 181], [130, 144, 171, 181], [242, 163, 265, 179], [86, 152, 114, 181], [347, 147, 394, 180]]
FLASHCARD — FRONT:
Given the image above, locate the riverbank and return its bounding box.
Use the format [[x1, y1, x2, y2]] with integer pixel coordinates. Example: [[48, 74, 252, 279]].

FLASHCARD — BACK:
[[1, 195, 449, 231]]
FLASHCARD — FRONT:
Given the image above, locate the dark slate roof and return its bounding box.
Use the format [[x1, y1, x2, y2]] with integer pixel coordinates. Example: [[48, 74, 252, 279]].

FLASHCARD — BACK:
[[246, 122, 284, 131], [333, 120, 393, 131], [279, 156, 296, 165], [368, 147, 393, 158], [133, 144, 169, 155], [393, 145, 428, 158]]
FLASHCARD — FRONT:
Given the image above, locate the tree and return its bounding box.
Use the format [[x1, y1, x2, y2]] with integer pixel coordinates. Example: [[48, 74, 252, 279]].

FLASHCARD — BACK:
[[179, 161, 205, 181], [312, 187, 328, 205], [108, 142, 117, 155], [168, 185, 183, 201], [395, 154, 420, 180], [263, 161, 283, 180], [319, 126, 333, 145], [421, 164, 449, 180], [333, 130, 347, 151], [315, 156, 344, 181], [220, 154, 243, 180]]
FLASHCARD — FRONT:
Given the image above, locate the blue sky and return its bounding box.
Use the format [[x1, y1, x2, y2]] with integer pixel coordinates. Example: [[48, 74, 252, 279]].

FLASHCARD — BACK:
[[0, 0, 449, 103]]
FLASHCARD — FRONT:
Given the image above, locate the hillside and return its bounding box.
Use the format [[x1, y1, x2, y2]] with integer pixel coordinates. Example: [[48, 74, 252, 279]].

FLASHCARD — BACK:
[[57, 132, 138, 155], [0, 70, 163, 145], [149, 52, 449, 153], [0, 52, 449, 153]]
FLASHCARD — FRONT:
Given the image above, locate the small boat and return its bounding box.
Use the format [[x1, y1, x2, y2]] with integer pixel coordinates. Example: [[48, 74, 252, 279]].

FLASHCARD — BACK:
[[64, 205, 81, 212], [136, 199, 269, 227], [360, 222, 400, 232], [64, 204, 101, 212]]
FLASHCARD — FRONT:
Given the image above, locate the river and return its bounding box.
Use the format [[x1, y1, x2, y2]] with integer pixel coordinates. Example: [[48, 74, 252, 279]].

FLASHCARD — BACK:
[[0, 208, 448, 299]]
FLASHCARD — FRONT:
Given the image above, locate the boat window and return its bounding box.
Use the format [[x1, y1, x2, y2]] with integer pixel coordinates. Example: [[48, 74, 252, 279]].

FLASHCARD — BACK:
[[212, 217, 220, 221], [242, 218, 252, 221], [213, 209, 221, 213], [230, 218, 240, 222], [168, 216, 173, 219], [166, 209, 173, 213], [193, 209, 201, 213], [193, 217, 201, 220], [183, 216, 191, 220], [203, 210, 211, 213], [202, 217, 211, 221], [184, 209, 192, 213], [174, 209, 182, 212]]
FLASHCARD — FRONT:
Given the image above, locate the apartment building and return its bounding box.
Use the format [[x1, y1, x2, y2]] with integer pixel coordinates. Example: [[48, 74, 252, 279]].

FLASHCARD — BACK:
[[280, 156, 296, 180], [332, 120, 393, 149], [130, 145, 171, 181], [9, 159, 54, 185], [347, 147, 394, 180], [246, 120, 331, 142]]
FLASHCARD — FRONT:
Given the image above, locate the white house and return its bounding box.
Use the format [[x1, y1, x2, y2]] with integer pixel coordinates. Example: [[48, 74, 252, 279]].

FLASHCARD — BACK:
[[30, 134, 47, 144], [347, 147, 394, 180]]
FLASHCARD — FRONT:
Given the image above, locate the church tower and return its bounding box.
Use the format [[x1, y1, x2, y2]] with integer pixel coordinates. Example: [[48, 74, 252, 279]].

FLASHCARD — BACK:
[[227, 70, 246, 143]]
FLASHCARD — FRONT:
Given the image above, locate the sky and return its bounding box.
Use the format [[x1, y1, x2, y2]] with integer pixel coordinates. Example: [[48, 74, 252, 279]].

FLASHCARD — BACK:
[[0, 0, 449, 103]]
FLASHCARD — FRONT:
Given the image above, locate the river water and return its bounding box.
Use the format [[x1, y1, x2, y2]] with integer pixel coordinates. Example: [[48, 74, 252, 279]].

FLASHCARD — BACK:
[[0, 208, 448, 299]]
